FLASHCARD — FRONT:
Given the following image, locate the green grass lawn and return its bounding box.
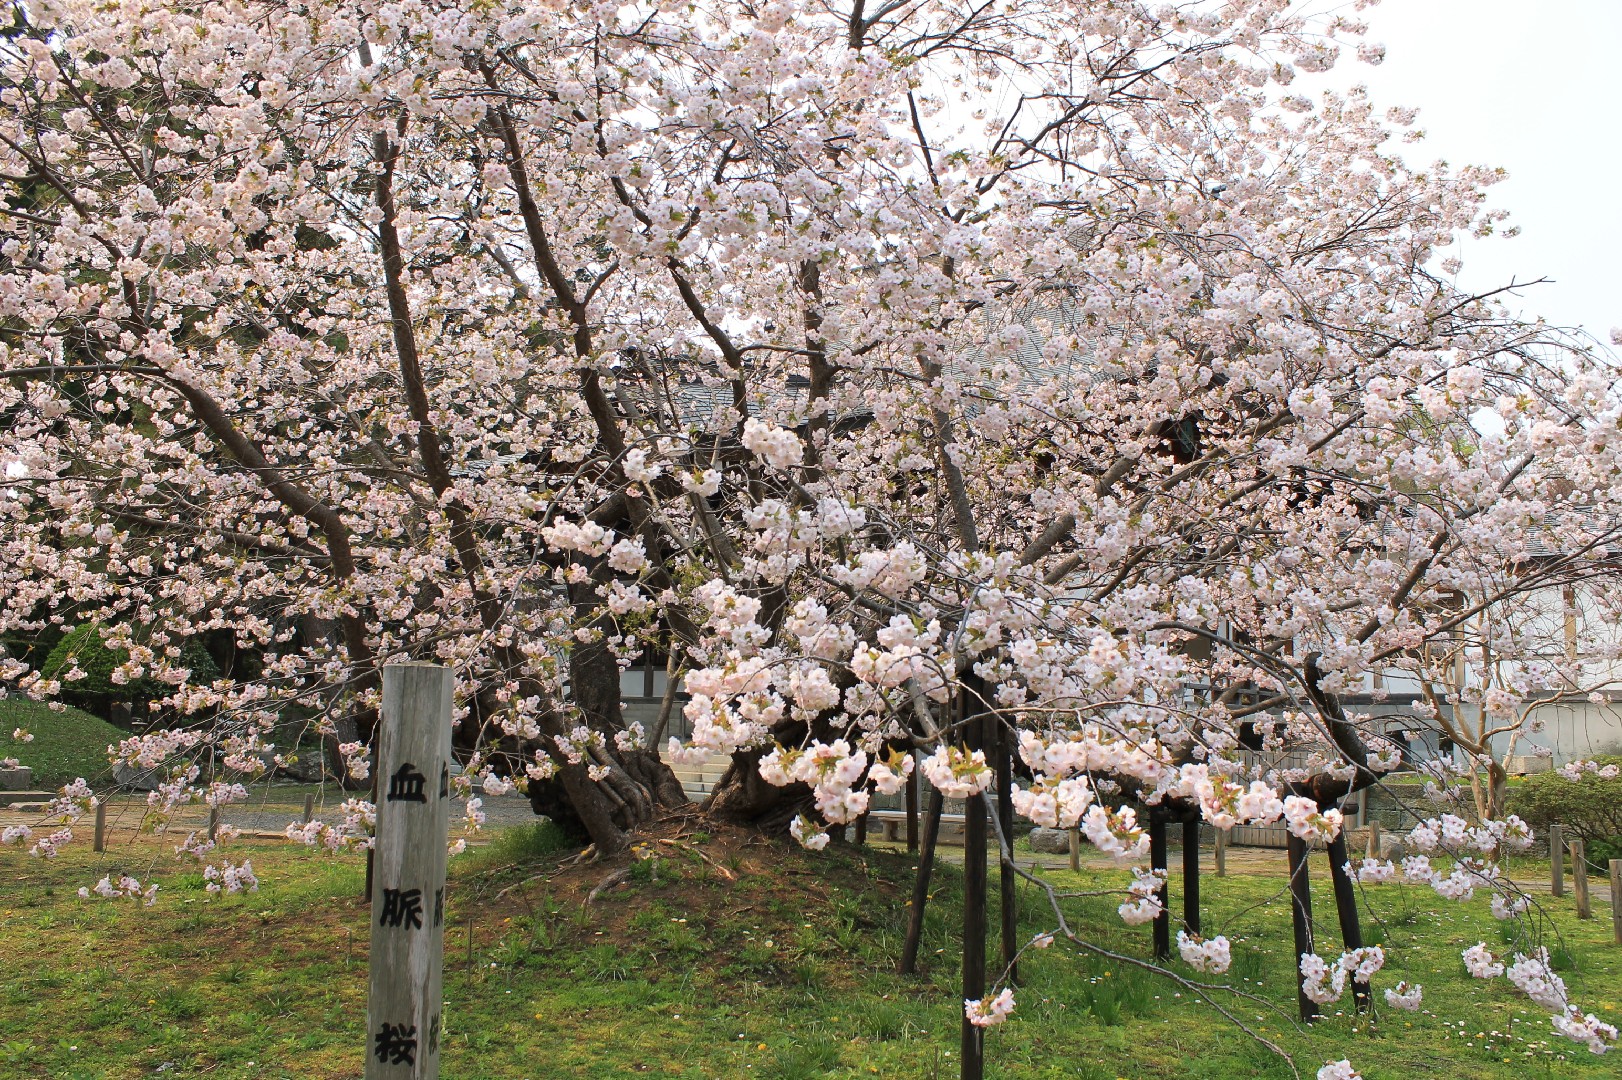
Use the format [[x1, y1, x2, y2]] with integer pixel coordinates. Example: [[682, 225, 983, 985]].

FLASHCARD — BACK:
[[0, 699, 124, 788], [0, 819, 1617, 1080]]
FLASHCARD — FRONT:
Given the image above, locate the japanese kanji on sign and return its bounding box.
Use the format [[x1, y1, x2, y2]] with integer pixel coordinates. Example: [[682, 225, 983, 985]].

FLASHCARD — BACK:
[[366, 664, 453, 1079]]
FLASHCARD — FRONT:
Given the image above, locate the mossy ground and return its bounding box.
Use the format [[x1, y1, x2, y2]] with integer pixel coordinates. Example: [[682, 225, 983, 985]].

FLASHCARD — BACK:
[[0, 809, 1618, 1079]]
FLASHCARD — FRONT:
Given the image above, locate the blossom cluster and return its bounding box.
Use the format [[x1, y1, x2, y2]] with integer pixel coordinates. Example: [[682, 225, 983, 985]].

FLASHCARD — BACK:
[[1557, 760, 1620, 781], [79, 874, 158, 905], [203, 860, 260, 894], [1176, 931, 1233, 974], [1299, 947, 1384, 1005], [964, 988, 1016, 1027]]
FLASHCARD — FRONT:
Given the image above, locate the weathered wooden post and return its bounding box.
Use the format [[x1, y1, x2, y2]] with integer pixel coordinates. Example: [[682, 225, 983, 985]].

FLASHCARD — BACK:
[[898, 787, 943, 976], [93, 800, 107, 853], [1286, 833, 1317, 1021], [366, 664, 453, 1080], [1609, 860, 1622, 945], [994, 715, 1018, 984], [1183, 820, 1201, 937], [1571, 840, 1590, 920], [303, 792, 316, 825], [1325, 832, 1370, 1012], [1215, 827, 1228, 877], [207, 805, 220, 842], [905, 761, 920, 853], [1149, 817, 1170, 960], [1364, 820, 1380, 861], [1068, 826, 1081, 872], [960, 702, 989, 1080], [1550, 824, 1565, 897]]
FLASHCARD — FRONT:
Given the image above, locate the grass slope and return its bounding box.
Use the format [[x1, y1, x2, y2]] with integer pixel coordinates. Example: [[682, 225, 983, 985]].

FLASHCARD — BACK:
[[0, 699, 123, 788], [0, 816, 1617, 1079]]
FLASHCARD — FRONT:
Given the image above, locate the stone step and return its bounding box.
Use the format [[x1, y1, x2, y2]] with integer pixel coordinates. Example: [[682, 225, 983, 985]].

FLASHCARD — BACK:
[[0, 790, 53, 807], [669, 759, 732, 802], [669, 761, 729, 777]]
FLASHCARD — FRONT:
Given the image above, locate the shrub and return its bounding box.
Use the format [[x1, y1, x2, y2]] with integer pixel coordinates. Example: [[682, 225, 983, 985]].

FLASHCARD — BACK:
[[1507, 755, 1622, 869], [39, 624, 220, 719]]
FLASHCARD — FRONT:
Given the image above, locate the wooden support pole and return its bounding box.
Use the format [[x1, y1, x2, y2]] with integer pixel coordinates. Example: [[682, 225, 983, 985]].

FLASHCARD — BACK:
[[994, 713, 1018, 984], [303, 792, 316, 824], [207, 806, 220, 842], [1215, 828, 1227, 877], [1286, 832, 1318, 1022], [1571, 840, 1591, 919], [1183, 820, 1201, 938], [1150, 817, 1170, 960], [905, 760, 920, 853], [93, 800, 106, 853], [1068, 826, 1081, 872], [898, 787, 944, 975], [1610, 860, 1622, 945], [365, 664, 453, 1080], [1365, 820, 1381, 861], [960, 710, 988, 1080], [1325, 833, 1370, 1012], [1550, 824, 1565, 897]]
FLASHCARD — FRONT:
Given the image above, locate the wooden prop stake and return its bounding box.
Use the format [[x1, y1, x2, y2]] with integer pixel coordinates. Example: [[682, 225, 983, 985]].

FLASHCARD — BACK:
[[1550, 824, 1565, 898], [1571, 840, 1591, 920], [994, 713, 1018, 984], [905, 761, 920, 852], [960, 738, 987, 1080], [1286, 833, 1318, 1022], [1149, 817, 1170, 960], [1182, 820, 1201, 937], [1325, 833, 1370, 1012], [898, 787, 944, 975], [1609, 860, 1622, 945]]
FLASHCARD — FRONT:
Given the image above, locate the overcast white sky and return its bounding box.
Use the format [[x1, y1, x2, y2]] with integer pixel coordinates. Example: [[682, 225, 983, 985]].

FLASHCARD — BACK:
[[1307, 0, 1621, 346]]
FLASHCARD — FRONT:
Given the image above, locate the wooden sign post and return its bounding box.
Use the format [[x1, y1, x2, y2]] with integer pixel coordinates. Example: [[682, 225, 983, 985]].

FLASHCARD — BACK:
[[366, 664, 453, 1080]]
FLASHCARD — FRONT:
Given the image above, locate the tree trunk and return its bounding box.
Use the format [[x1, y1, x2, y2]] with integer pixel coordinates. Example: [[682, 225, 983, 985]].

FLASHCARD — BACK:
[[520, 579, 689, 852]]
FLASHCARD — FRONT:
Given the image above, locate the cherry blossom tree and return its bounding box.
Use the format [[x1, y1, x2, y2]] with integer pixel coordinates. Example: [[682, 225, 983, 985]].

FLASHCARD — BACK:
[[3, 0, 1620, 1071], [1396, 579, 1622, 822]]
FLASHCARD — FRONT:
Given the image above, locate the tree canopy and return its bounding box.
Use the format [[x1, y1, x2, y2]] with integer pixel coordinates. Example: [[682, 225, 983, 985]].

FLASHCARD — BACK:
[[2, 0, 1620, 1067]]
